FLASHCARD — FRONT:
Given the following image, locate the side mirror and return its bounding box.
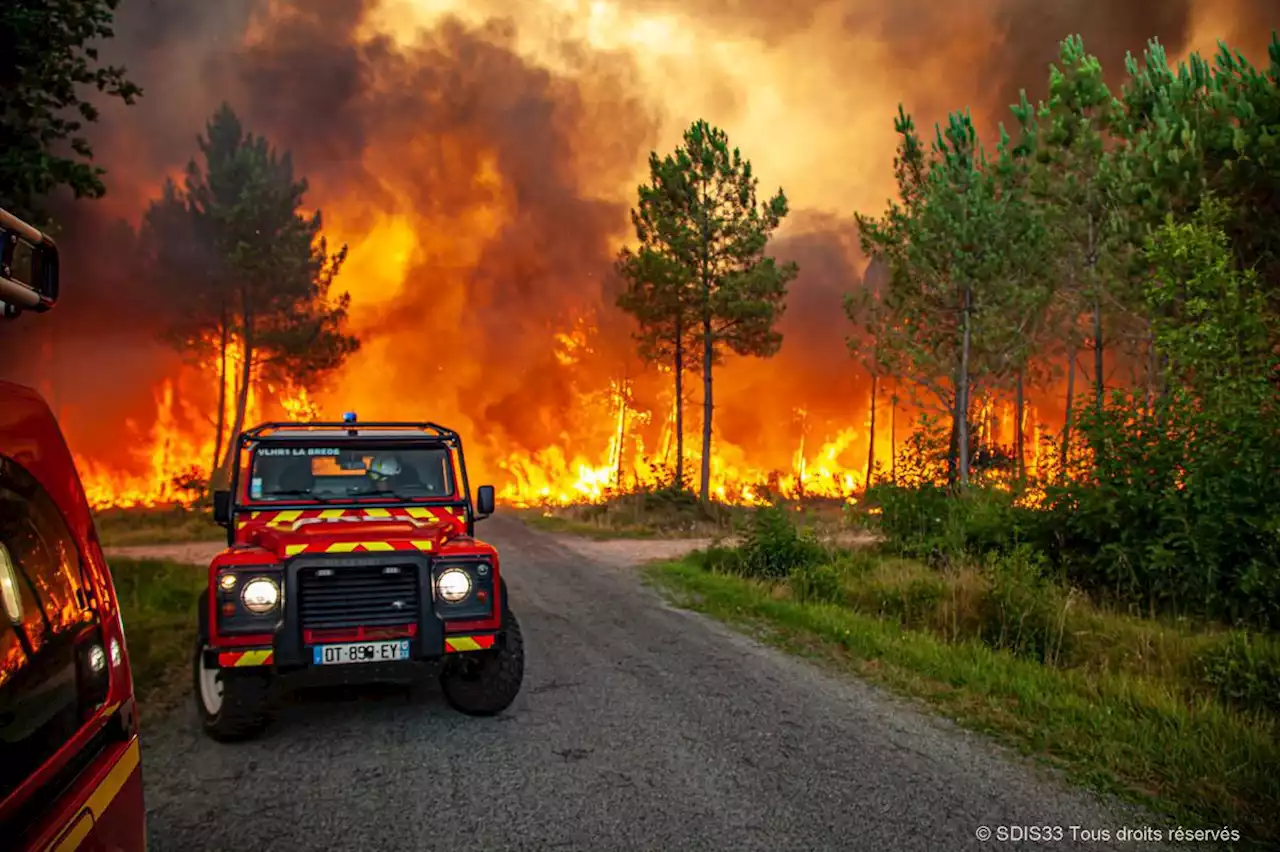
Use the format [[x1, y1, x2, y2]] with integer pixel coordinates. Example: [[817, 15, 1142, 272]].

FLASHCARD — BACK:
[[475, 485, 495, 519], [212, 490, 231, 527], [0, 208, 59, 319]]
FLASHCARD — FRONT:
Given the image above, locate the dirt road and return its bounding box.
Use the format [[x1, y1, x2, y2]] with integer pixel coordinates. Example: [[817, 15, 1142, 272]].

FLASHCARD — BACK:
[[134, 517, 1174, 852]]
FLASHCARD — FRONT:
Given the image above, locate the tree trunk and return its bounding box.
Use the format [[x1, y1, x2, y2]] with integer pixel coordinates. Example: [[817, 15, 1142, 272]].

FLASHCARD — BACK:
[[865, 372, 878, 490], [957, 284, 973, 486], [889, 392, 898, 485], [673, 320, 684, 491], [1088, 211, 1104, 417], [615, 383, 628, 491], [699, 310, 714, 505], [698, 194, 713, 505], [1060, 345, 1077, 475], [1144, 322, 1158, 415], [219, 306, 254, 481], [1092, 293, 1104, 416], [211, 314, 229, 476], [1014, 365, 1026, 484], [946, 403, 960, 487]]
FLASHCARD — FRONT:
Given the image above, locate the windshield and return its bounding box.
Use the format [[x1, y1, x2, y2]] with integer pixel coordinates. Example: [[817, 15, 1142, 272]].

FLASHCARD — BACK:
[[247, 443, 457, 502]]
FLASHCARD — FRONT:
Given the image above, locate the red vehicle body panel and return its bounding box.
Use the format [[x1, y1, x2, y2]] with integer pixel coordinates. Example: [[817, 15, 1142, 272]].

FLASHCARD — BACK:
[[0, 380, 147, 852]]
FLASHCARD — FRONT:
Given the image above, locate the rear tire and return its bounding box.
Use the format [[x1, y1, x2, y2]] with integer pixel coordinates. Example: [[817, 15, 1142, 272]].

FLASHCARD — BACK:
[[440, 611, 525, 716], [193, 641, 276, 742]]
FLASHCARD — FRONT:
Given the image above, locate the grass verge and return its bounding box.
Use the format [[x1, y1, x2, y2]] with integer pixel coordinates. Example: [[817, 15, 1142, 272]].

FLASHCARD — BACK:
[[111, 557, 203, 718], [645, 555, 1280, 848], [95, 506, 223, 547]]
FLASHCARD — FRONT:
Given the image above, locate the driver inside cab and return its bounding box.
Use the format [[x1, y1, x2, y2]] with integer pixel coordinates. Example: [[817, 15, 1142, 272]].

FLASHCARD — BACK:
[[367, 453, 420, 493]]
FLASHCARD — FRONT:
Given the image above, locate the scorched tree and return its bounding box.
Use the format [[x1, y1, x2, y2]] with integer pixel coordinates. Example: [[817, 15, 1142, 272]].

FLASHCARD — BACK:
[[142, 104, 359, 482]]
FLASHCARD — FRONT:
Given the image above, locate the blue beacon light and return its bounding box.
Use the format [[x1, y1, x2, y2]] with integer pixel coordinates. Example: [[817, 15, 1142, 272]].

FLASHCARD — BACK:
[[343, 411, 358, 423]]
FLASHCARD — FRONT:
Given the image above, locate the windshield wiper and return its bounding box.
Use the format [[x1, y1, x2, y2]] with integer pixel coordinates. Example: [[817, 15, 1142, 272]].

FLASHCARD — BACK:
[[263, 490, 339, 502]]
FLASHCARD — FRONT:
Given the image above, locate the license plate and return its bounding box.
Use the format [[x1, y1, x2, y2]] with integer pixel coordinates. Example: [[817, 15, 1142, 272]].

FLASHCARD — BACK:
[[312, 640, 411, 666]]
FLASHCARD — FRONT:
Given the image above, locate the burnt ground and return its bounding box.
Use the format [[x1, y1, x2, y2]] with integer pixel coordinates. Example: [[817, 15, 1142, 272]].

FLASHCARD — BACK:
[[129, 516, 1182, 852]]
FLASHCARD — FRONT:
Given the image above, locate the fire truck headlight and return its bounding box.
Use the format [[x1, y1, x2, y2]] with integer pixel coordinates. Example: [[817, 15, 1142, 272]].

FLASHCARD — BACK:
[[436, 568, 472, 603], [242, 578, 280, 614]]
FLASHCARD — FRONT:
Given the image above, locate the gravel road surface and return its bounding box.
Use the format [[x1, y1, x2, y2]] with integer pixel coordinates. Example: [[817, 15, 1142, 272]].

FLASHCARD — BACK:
[[138, 516, 1180, 852]]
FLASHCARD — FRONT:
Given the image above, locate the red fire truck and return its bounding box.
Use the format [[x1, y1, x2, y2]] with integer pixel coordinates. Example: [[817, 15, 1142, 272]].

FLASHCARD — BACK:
[[0, 208, 148, 851]]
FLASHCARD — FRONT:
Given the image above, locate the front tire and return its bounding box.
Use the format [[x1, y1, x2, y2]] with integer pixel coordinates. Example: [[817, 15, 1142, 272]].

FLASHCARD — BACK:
[[440, 611, 525, 716], [193, 641, 275, 742]]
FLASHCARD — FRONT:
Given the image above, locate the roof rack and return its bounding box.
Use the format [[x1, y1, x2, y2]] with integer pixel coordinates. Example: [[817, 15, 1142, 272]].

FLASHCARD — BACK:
[[0, 207, 59, 318], [242, 421, 460, 441]]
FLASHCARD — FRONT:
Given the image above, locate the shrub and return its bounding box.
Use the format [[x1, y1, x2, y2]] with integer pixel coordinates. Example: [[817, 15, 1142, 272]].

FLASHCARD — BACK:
[[1196, 631, 1280, 716], [863, 483, 1031, 561], [791, 562, 845, 605], [981, 546, 1074, 665], [692, 545, 744, 574], [736, 504, 826, 580]]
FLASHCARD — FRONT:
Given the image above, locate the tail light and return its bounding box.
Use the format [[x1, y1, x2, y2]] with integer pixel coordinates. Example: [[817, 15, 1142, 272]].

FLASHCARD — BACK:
[[74, 625, 111, 721]]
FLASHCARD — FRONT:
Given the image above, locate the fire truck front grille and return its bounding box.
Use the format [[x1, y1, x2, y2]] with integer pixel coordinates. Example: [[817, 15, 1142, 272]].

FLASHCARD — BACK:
[[297, 564, 419, 630]]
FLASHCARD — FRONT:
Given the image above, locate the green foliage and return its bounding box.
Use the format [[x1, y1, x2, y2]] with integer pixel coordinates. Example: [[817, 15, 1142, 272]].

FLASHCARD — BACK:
[[1196, 631, 1280, 716], [109, 557, 205, 713], [981, 547, 1073, 665], [864, 482, 1032, 562], [0, 0, 141, 221], [617, 119, 798, 502], [856, 106, 1052, 484], [1041, 204, 1280, 627], [735, 504, 825, 581], [790, 561, 844, 605], [853, 32, 1280, 633], [140, 104, 360, 473]]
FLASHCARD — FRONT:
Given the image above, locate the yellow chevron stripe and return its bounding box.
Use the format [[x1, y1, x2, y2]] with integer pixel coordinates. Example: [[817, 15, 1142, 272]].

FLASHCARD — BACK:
[[326, 541, 360, 553], [276, 510, 303, 522], [45, 738, 143, 851], [364, 508, 392, 519], [406, 507, 432, 519], [361, 541, 394, 552], [319, 508, 346, 519], [50, 813, 93, 852], [235, 649, 273, 667], [285, 544, 307, 556], [410, 540, 435, 551], [447, 637, 483, 652], [250, 511, 262, 519]]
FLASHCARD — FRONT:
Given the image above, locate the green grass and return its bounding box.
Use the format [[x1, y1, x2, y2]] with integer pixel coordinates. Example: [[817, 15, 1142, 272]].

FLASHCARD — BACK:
[[646, 555, 1280, 848], [110, 557, 204, 718], [94, 506, 223, 547]]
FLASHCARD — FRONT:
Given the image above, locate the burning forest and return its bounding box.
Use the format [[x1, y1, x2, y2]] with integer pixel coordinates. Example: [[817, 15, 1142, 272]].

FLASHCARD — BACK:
[[0, 0, 1275, 511]]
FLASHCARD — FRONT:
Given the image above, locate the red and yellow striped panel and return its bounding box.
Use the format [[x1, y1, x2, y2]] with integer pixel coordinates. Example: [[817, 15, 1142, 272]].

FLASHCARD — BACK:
[[217, 649, 274, 667], [42, 738, 143, 852], [280, 539, 438, 556], [444, 635, 496, 653], [237, 506, 467, 531]]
